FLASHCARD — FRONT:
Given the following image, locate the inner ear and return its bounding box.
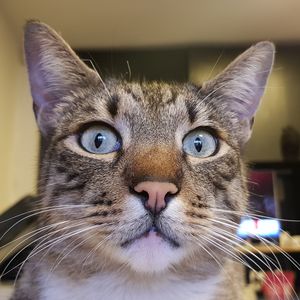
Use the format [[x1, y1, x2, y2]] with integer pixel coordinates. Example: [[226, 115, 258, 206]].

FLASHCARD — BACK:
[[202, 41, 275, 145]]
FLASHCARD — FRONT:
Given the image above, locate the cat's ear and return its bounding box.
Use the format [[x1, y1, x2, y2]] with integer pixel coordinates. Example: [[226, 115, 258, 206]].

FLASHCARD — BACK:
[[24, 20, 99, 135], [203, 41, 275, 145]]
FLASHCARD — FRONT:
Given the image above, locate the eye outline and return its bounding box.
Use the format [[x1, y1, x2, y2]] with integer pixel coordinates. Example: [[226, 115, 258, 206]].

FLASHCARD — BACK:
[[77, 121, 122, 154], [182, 127, 220, 158]]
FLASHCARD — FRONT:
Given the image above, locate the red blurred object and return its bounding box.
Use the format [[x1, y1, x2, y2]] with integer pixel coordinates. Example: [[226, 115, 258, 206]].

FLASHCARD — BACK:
[[262, 271, 295, 300]]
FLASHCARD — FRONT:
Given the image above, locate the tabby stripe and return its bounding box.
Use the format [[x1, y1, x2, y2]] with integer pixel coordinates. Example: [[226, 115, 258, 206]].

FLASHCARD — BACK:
[[187, 212, 206, 219], [52, 182, 86, 197], [66, 172, 80, 182], [106, 94, 119, 117], [83, 105, 98, 114], [59, 182, 86, 192], [223, 196, 237, 211], [212, 179, 227, 191], [55, 166, 80, 182], [218, 171, 236, 182], [125, 87, 140, 102], [58, 153, 71, 165], [90, 199, 113, 206], [85, 209, 122, 218], [56, 166, 67, 173], [191, 202, 211, 209], [166, 90, 178, 104], [195, 196, 211, 209], [185, 100, 198, 123]]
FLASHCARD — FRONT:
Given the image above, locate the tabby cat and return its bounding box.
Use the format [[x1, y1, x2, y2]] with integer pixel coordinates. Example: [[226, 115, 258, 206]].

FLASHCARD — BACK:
[[12, 21, 274, 300]]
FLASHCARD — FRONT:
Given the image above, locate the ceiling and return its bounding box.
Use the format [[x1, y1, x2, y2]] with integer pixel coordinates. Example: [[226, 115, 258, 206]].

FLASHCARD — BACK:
[[2, 0, 300, 49]]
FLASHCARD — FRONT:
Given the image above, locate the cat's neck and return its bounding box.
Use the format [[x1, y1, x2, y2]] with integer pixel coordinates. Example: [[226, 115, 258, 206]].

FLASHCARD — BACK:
[[39, 267, 223, 300], [33, 246, 238, 300]]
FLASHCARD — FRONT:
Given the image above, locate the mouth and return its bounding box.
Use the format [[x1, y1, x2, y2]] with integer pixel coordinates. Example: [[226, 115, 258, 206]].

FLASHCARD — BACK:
[[121, 225, 180, 248]]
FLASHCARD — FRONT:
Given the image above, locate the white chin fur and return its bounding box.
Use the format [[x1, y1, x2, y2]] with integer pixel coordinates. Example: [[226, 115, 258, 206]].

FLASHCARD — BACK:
[[114, 195, 187, 273], [119, 231, 185, 273]]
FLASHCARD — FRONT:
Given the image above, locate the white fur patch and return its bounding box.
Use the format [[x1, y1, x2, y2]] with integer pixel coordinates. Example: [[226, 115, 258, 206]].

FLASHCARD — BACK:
[[40, 271, 220, 300], [120, 231, 186, 273], [116, 195, 187, 273]]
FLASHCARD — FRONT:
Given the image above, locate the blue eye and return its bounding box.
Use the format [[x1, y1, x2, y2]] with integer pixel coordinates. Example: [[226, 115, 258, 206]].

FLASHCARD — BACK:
[[80, 125, 121, 154], [183, 129, 218, 157]]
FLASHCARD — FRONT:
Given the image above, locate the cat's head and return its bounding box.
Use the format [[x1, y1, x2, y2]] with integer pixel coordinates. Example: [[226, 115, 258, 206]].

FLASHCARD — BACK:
[[24, 21, 274, 275]]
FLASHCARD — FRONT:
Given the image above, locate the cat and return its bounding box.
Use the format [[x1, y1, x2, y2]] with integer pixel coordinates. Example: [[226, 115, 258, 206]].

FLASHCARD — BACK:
[[11, 21, 274, 300]]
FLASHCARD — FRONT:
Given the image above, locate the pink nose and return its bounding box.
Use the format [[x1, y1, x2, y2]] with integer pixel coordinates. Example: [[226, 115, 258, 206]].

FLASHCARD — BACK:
[[134, 181, 178, 213]]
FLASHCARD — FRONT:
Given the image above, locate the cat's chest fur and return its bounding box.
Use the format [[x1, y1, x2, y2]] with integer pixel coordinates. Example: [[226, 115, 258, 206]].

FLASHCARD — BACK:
[[40, 271, 221, 300]]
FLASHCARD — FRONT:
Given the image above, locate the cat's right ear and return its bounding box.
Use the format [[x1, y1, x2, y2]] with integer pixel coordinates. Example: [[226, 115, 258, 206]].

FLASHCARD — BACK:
[[24, 21, 99, 136], [201, 42, 274, 146]]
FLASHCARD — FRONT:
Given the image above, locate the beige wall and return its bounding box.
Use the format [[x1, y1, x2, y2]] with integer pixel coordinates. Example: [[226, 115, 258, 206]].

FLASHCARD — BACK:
[[0, 11, 39, 213], [189, 47, 299, 162]]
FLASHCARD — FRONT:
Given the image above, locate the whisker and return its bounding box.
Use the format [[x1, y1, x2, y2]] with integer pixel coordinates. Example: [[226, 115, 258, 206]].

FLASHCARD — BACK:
[[208, 216, 300, 271], [210, 216, 283, 269], [0, 220, 70, 267], [200, 233, 284, 299], [81, 232, 113, 269], [49, 230, 101, 276], [210, 232, 298, 300], [194, 222, 289, 299], [198, 68, 274, 102], [12, 225, 101, 285], [0, 205, 92, 246], [50, 222, 114, 273], [192, 220, 299, 299], [206, 51, 224, 81], [2, 222, 86, 281], [0, 204, 91, 224], [32, 221, 113, 272], [192, 236, 236, 285], [211, 207, 300, 223]]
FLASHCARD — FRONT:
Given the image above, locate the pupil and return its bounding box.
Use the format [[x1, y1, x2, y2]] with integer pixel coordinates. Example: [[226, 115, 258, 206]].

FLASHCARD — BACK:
[[194, 137, 202, 152], [94, 133, 104, 148]]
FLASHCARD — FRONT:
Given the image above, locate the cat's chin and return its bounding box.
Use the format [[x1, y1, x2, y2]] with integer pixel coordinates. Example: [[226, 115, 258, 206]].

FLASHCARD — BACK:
[[118, 230, 186, 274]]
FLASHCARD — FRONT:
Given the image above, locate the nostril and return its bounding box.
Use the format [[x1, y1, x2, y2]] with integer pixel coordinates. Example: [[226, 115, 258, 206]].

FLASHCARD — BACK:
[[165, 192, 175, 205], [132, 181, 179, 214], [129, 187, 148, 205]]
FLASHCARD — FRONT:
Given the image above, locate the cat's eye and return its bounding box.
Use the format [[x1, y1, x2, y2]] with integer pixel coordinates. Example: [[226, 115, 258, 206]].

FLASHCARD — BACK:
[[182, 129, 218, 158], [79, 124, 121, 154]]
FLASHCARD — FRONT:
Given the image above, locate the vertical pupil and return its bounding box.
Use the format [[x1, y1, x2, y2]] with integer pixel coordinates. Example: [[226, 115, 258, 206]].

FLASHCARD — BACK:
[[194, 137, 202, 152], [95, 133, 104, 148]]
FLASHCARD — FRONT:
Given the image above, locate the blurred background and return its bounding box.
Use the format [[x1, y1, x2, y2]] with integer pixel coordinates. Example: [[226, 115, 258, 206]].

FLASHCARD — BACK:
[[0, 0, 300, 299]]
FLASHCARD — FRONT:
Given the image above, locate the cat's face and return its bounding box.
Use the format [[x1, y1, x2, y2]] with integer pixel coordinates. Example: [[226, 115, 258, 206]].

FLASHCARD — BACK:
[[24, 22, 274, 274]]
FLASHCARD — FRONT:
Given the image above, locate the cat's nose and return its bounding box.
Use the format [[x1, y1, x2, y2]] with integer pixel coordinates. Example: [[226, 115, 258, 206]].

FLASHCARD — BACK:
[[134, 181, 178, 214]]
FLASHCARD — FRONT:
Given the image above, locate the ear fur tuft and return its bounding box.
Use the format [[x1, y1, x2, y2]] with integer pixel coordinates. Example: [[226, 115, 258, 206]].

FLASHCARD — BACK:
[[203, 41, 275, 144]]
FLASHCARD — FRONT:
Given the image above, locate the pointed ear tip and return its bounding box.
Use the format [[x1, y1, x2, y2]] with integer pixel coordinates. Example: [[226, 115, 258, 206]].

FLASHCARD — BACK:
[[24, 20, 54, 38], [24, 19, 41, 31], [254, 41, 276, 55]]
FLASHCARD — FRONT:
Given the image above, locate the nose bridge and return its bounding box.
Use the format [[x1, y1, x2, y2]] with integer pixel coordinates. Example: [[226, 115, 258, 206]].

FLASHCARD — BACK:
[[128, 145, 182, 186]]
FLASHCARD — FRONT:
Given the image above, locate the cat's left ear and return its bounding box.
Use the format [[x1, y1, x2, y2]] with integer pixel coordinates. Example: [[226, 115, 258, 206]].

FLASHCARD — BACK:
[[203, 41, 275, 145], [24, 20, 100, 136]]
